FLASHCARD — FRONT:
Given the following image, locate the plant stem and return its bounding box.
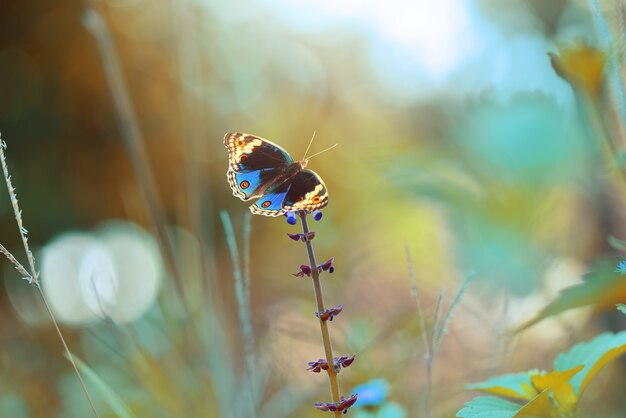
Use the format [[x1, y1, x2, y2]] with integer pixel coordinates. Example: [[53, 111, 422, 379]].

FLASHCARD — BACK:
[[298, 212, 341, 418], [405, 245, 431, 418], [35, 284, 101, 418]]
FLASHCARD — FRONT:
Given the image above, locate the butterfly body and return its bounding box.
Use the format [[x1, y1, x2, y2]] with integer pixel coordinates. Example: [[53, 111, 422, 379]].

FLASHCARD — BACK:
[[224, 132, 328, 216]]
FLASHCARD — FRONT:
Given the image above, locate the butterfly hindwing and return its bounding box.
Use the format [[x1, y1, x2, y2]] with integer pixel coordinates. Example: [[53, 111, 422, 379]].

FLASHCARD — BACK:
[[283, 169, 328, 212], [227, 168, 265, 201], [249, 181, 292, 216]]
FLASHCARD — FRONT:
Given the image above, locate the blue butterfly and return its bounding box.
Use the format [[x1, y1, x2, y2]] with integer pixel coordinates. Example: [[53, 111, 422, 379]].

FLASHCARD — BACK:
[[224, 132, 329, 216]]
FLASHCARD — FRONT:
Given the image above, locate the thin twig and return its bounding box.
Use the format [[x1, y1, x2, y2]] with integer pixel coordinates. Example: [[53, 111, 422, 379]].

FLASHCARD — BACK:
[[432, 272, 474, 354], [299, 212, 341, 418], [429, 290, 445, 360], [0, 137, 100, 417], [0, 242, 31, 281]]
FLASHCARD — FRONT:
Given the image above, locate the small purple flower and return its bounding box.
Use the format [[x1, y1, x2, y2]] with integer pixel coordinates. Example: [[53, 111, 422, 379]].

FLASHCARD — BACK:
[[293, 264, 312, 278], [336, 355, 356, 369], [307, 359, 327, 373], [314, 394, 358, 414], [319, 257, 334, 274], [307, 355, 355, 374], [616, 260, 626, 274], [285, 211, 297, 225], [286, 232, 316, 242], [312, 210, 323, 221], [317, 304, 344, 321]]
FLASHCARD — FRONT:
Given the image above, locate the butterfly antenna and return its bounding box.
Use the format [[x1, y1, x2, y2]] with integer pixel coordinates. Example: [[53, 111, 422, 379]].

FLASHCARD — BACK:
[[304, 143, 338, 161], [302, 131, 317, 160]]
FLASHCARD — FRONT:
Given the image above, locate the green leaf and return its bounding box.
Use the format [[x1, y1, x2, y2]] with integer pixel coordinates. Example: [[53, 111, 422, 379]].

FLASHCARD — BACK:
[[615, 150, 626, 169], [457, 396, 521, 418], [518, 260, 626, 330], [466, 372, 535, 400], [608, 236, 626, 252], [67, 353, 139, 418], [554, 331, 626, 396], [617, 304, 626, 314]]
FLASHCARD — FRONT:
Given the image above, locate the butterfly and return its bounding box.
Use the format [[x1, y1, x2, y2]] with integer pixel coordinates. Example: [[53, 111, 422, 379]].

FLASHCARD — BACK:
[[224, 132, 329, 216]]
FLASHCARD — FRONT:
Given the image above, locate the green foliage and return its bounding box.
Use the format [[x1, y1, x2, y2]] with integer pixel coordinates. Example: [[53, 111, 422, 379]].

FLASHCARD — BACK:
[[458, 331, 626, 418], [457, 397, 522, 418]]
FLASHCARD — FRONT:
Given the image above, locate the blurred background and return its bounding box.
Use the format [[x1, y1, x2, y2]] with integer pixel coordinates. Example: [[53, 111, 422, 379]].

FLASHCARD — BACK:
[[1, 0, 626, 417]]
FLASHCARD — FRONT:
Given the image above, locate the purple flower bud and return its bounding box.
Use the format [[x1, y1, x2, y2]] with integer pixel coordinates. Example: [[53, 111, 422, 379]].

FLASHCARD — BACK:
[[287, 233, 301, 241], [319, 257, 334, 274], [285, 211, 297, 225], [338, 355, 356, 368], [312, 210, 323, 221]]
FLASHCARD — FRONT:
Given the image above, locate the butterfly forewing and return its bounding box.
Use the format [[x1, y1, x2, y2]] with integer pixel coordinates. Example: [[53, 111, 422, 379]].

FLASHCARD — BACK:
[[224, 132, 294, 201], [224, 133, 293, 172]]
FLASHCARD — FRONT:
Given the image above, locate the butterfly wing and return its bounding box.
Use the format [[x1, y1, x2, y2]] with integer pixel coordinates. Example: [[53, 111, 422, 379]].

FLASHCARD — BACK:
[[224, 132, 294, 201], [250, 169, 329, 216]]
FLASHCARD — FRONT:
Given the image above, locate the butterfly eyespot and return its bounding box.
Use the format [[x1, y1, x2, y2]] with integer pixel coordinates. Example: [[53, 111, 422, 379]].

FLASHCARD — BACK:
[[262, 201, 272, 208], [240, 180, 250, 189], [240, 154, 248, 161], [312, 196, 320, 203], [297, 197, 304, 202], [237, 140, 245, 146]]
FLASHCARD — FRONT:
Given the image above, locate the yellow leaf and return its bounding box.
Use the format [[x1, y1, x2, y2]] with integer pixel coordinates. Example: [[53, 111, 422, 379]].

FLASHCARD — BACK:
[[579, 344, 626, 396], [549, 45, 605, 98], [467, 372, 537, 401], [513, 390, 554, 418], [530, 366, 583, 392], [550, 382, 577, 414]]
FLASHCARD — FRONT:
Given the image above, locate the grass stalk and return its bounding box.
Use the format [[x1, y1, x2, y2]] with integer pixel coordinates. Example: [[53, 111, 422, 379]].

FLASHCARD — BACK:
[[405, 245, 432, 418], [220, 211, 257, 417], [0, 138, 100, 417], [298, 211, 341, 418], [82, 4, 185, 302]]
